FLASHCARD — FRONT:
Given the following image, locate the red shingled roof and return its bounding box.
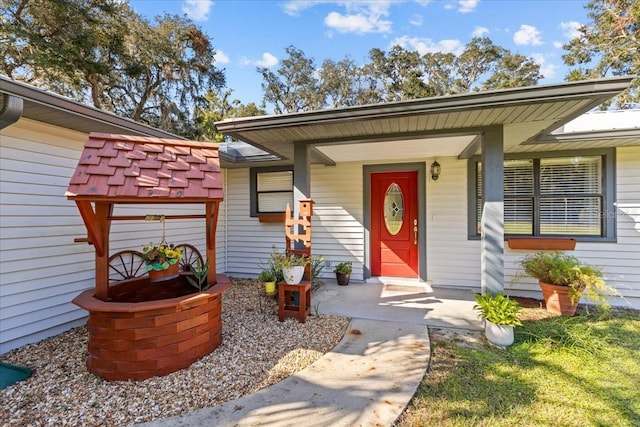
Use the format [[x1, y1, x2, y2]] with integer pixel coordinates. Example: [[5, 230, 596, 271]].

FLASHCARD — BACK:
[[66, 133, 223, 202]]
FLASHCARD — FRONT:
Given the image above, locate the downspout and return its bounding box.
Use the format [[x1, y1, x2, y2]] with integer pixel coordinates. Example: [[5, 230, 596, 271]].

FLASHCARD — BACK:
[[0, 95, 23, 130], [224, 168, 228, 273]]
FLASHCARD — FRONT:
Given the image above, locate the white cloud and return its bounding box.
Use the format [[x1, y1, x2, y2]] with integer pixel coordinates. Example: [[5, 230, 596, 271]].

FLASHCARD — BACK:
[[324, 2, 393, 34], [409, 14, 423, 26], [472, 26, 489, 37], [238, 52, 279, 68], [560, 21, 581, 39], [391, 35, 464, 55], [531, 53, 557, 79], [182, 0, 212, 22], [458, 0, 479, 13], [552, 41, 564, 49], [255, 52, 279, 68], [283, 1, 395, 34], [214, 50, 230, 64], [282, 0, 324, 16], [513, 24, 543, 46]]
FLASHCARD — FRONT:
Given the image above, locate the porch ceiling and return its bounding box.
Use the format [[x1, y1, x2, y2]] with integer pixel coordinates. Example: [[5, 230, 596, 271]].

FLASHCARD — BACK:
[[315, 134, 478, 162], [215, 77, 634, 164]]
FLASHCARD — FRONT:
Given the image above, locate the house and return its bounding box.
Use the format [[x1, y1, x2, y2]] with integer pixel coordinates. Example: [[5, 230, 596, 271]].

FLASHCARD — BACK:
[[1, 75, 638, 354], [214, 76, 640, 310], [0, 76, 219, 353]]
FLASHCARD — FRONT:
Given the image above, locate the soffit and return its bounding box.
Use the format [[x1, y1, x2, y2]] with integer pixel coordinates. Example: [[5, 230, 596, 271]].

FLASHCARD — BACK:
[[216, 78, 634, 163], [316, 134, 478, 162]]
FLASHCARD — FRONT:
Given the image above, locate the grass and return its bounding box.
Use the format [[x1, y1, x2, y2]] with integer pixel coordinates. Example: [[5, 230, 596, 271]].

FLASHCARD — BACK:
[[396, 305, 640, 427]]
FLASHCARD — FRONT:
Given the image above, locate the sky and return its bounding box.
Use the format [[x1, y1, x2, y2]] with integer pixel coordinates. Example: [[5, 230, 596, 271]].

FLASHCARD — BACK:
[[127, 0, 591, 107]]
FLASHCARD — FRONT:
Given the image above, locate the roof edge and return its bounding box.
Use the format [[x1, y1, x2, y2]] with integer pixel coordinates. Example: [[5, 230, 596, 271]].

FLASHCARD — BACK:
[[215, 77, 635, 132], [0, 75, 185, 140]]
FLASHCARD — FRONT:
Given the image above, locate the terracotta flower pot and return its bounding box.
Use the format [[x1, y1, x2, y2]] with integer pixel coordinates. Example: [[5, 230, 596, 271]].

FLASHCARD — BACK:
[[148, 262, 180, 282], [539, 281, 581, 316]]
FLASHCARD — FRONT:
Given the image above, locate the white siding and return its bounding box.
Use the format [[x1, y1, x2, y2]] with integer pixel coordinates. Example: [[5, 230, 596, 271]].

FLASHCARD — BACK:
[[0, 119, 225, 354], [426, 157, 481, 287], [224, 163, 364, 280], [224, 148, 639, 309]]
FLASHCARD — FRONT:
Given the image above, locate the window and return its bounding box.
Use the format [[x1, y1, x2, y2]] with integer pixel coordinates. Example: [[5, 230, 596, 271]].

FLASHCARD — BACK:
[[469, 149, 615, 241], [250, 167, 293, 217]]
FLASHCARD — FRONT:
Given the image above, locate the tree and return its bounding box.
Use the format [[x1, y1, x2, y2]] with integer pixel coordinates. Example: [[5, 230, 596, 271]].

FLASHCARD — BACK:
[[365, 46, 435, 102], [198, 89, 266, 142], [562, 0, 640, 108], [453, 37, 502, 93], [482, 52, 543, 90], [259, 41, 543, 113], [258, 45, 324, 114], [0, 0, 226, 137], [0, 0, 130, 106]]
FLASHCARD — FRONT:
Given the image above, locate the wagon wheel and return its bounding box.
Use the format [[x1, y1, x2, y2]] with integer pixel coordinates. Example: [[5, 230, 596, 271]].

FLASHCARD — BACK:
[[175, 244, 204, 272], [108, 250, 146, 283]]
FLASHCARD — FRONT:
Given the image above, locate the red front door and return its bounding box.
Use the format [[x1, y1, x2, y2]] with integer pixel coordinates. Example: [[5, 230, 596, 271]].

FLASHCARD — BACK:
[[371, 171, 419, 277]]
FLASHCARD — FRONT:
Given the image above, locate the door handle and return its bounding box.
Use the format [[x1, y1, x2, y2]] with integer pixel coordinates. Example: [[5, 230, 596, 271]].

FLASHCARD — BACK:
[[413, 219, 418, 245]]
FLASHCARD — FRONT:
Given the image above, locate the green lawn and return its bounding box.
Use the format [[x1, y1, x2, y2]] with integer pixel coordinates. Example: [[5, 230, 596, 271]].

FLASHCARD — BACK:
[[396, 306, 640, 427]]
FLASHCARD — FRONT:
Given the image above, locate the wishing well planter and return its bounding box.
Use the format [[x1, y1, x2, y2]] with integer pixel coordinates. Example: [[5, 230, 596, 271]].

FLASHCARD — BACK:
[[66, 134, 228, 381], [73, 274, 231, 381]]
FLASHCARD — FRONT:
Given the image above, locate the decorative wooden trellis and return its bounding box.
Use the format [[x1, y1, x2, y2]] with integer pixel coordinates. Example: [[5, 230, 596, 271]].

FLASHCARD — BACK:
[[284, 199, 314, 281]]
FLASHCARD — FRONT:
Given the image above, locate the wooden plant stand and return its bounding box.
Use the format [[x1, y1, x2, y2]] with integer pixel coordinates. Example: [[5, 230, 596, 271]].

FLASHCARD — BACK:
[[278, 281, 311, 323]]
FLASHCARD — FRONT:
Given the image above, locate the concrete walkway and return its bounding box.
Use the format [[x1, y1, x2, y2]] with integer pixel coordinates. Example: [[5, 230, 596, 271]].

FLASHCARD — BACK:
[[315, 280, 483, 330], [139, 281, 481, 427], [139, 318, 430, 427]]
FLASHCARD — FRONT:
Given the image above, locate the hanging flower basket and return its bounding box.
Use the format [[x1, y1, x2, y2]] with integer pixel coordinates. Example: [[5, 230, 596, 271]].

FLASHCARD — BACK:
[[142, 241, 183, 282], [148, 262, 180, 282]]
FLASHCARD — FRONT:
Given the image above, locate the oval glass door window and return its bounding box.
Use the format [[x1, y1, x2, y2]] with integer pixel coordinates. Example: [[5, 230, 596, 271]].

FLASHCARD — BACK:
[[384, 183, 404, 235]]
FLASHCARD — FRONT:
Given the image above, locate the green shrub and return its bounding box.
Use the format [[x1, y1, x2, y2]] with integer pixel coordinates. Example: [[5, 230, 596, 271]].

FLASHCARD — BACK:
[[518, 251, 612, 305], [473, 292, 522, 326]]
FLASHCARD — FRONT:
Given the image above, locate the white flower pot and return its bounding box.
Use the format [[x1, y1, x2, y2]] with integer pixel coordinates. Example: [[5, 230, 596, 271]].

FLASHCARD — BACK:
[[484, 320, 514, 348], [282, 266, 304, 284]]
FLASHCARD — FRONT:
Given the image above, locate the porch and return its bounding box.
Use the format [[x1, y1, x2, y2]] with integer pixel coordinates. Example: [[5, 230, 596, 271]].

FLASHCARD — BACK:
[[314, 279, 483, 330]]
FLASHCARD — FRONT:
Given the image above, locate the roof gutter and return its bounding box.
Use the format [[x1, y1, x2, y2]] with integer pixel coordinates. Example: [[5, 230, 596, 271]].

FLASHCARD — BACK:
[[0, 75, 184, 139], [215, 77, 635, 132], [0, 94, 23, 130]]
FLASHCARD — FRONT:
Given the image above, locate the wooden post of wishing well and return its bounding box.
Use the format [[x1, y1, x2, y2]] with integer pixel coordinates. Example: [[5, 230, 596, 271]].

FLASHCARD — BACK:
[[285, 199, 314, 281]]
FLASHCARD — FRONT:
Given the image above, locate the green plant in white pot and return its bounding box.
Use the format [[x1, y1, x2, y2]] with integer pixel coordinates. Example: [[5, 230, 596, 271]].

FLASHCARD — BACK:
[[275, 252, 311, 285], [473, 292, 522, 348]]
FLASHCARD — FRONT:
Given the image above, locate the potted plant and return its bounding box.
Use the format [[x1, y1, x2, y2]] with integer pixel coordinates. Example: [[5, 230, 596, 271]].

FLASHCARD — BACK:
[[277, 253, 311, 285], [258, 270, 276, 293], [473, 292, 522, 348], [141, 242, 183, 282], [333, 262, 352, 286], [518, 251, 611, 316]]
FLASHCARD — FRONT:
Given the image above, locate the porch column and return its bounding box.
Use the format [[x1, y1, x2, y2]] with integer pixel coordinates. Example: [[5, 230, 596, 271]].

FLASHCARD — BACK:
[[481, 127, 504, 295], [293, 141, 311, 250]]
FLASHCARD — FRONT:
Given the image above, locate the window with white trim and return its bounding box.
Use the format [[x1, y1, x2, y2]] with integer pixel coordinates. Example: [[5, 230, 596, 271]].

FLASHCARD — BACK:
[[469, 150, 616, 241], [250, 167, 293, 216]]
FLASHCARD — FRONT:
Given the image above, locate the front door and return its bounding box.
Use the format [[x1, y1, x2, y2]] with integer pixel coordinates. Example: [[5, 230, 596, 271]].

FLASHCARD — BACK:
[[371, 171, 419, 277]]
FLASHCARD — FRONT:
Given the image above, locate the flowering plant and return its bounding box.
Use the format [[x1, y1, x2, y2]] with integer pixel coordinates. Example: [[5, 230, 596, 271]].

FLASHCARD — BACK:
[[142, 242, 183, 271]]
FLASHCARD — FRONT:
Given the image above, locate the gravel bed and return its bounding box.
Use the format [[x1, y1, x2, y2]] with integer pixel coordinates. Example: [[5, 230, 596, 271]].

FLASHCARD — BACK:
[[0, 278, 350, 426]]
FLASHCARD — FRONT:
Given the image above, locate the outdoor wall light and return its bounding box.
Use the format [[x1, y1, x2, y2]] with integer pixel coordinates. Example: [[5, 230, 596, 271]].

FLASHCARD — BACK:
[[430, 160, 441, 181]]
